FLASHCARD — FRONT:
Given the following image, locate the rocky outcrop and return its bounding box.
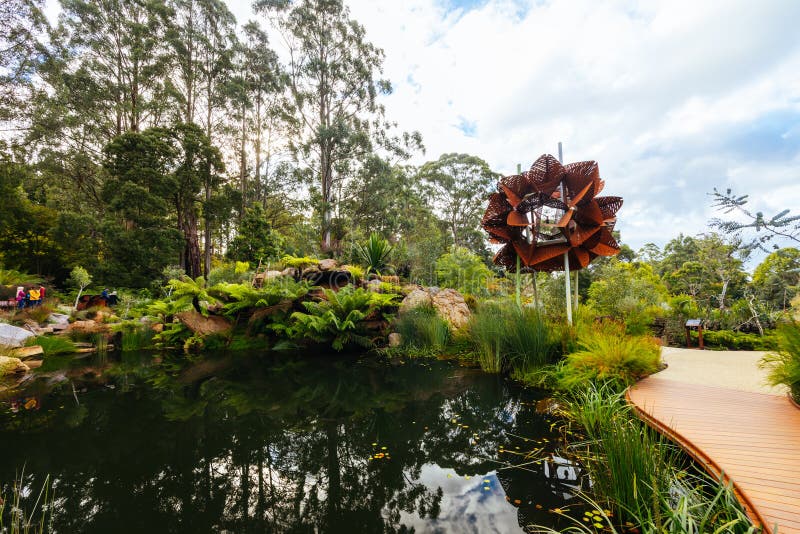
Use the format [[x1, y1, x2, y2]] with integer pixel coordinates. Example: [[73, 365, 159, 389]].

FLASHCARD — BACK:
[[388, 333, 402, 347], [67, 320, 111, 335], [175, 310, 232, 336], [0, 323, 35, 347], [398, 287, 471, 332], [318, 258, 338, 271], [0, 356, 29, 376], [12, 345, 43, 360], [431, 289, 471, 331], [398, 289, 432, 314]]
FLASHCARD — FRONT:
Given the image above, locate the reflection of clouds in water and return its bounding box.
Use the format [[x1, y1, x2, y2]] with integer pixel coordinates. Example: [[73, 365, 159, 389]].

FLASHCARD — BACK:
[[396, 463, 522, 534]]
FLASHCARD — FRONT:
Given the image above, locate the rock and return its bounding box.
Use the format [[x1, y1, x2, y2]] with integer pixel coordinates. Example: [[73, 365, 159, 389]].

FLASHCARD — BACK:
[[281, 267, 298, 278], [0, 323, 35, 348], [0, 356, 29, 376], [318, 258, 338, 271], [366, 279, 383, 292], [151, 323, 164, 334], [47, 313, 70, 325], [11, 345, 43, 360], [67, 320, 110, 335], [431, 288, 471, 331], [264, 270, 284, 280], [398, 289, 433, 314], [249, 301, 293, 325], [24, 359, 43, 370], [175, 310, 232, 336], [388, 333, 402, 347], [380, 275, 400, 285]]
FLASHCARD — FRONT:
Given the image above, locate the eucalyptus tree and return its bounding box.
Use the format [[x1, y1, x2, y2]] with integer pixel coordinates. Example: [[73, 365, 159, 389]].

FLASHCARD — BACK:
[[59, 0, 173, 135], [0, 0, 48, 124], [255, 0, 395, 251], [416, 153, 500, 251], [166, 0, 237, 275]]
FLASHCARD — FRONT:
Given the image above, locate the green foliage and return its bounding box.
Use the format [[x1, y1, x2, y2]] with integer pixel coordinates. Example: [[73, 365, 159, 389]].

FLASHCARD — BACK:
[[26, 335, 77, 356], [699, 329, 778, 351], [587, 260, 667, 318], [213, 279, 311, 317], [354, 233, 393, 275], [435, 246, 493, 296], [341, 264, 364, 283], [68, 266, 91, 310], [146, 298, 192, 324], [226, 204, 285, 264], [280, 287, 399, 351], [751, 247, 800, 311], [207, 261, 252, 286], [393, 306, 450, 356], [553, 384, 756, 532], [0, 267, 41, 286], [554, 323, 661, 390], [114, 321, 156, 352], [466, 301, 558, 374], [280, 255, 319, 270], [760, 322, 800, 401]]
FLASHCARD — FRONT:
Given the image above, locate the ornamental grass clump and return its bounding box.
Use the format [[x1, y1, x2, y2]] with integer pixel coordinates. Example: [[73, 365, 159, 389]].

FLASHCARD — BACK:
[[25, 335, 77, 357], [760, 320, 800, 401], [467, 301, 558, 374], [393, 306, 450, 356], [555, 323, 661, 390]]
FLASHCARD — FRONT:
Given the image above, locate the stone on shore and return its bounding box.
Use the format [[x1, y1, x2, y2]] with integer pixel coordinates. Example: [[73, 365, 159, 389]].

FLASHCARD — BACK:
[[175, 311, 232, 336], [0, 323, 35, 348], [0, 356, 29, 376]]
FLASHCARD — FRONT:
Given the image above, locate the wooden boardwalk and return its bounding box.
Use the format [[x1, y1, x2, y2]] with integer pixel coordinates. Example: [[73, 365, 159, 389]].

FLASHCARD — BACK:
[[627, 378, 800, 533]]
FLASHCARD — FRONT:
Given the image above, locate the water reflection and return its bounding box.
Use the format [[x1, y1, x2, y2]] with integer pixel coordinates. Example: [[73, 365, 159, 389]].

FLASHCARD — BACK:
[[0, 353, 588, 533]]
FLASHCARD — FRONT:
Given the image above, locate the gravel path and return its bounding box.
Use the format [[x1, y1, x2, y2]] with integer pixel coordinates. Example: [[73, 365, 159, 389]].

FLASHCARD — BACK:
[[654, 346, 787, 396]]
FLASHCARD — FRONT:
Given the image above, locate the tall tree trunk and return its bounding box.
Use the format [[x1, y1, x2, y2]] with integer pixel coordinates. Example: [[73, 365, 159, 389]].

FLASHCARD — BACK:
[[240, 100, 247, 215], [254, 90, 262, 203], [183, 208, 202, 278]]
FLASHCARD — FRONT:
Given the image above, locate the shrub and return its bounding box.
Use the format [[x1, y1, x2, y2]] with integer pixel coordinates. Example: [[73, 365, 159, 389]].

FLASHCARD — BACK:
[[114, 321, 156, 352], [355, 233, 393, 276], [467, 301, 558, 374], [435, 247, 493, 296], [207, 261, 252, 286], [393, 306, 450, 356], [760, 321, 800, 401], [554, 322, 661, 390], [280, 254, 319, 270], [699, 329, 779, 351], [278, 287, 399, 351]]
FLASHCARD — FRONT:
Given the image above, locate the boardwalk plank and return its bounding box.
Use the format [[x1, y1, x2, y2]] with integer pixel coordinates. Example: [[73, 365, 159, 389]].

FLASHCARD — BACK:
[[628, 378, 800, 534]]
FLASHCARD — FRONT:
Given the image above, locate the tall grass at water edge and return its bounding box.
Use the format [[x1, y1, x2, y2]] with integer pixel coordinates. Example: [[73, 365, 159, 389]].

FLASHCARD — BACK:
[[25, 336, 77, 357], [393, 305, 450, 356], [536, 383, 757, 533], [760, 320, 800, 402], [467, 302, 558, 374], [0, 472, 54, 534]]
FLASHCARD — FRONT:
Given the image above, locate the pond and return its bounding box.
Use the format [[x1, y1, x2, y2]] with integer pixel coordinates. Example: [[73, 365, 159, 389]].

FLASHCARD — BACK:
[[0, 352, 591, 533]]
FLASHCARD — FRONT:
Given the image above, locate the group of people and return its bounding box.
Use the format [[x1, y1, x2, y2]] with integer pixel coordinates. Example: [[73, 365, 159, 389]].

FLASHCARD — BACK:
[[15, 286, 46, 309]]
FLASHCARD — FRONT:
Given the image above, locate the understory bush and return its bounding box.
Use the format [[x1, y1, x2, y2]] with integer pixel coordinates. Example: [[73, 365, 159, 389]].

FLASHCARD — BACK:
[[467, 301, 558, 374], [760, 321, 800, 401], [697, 329, 779, 351], [554, 322, 661, 390], [275, 287, 400, 351], [393, 306, 450, 356], [114, 321, 156, 352]]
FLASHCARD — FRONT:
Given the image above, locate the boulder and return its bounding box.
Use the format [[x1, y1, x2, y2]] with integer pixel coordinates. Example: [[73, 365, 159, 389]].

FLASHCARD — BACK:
[[67, 320, 110, 335], [398, 289, 433, 314], [0, 323, 35, 348], [47, 313, 70, 326], [0, 356, 29, 376], [12, 345, 43, 360], [431, 289, 471, 332], [318, 258, 338, 271], [24, 359, 43, 370], [281, 267, 299, 278], [388, 333, 402, 347], [175, 310, 232, 336], [264, 270, 284, 281]]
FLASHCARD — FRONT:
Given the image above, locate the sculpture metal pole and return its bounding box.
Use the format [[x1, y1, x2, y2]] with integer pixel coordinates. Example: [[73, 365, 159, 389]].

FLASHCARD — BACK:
[[558, 142, 573, 325]]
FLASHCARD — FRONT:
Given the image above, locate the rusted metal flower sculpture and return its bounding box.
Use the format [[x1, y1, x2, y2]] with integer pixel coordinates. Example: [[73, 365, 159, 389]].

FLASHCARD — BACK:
[[482, 154, 622, 272]]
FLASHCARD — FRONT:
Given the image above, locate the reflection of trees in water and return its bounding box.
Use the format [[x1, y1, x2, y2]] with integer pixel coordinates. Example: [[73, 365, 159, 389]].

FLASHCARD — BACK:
[[0, 355, 575, 533]]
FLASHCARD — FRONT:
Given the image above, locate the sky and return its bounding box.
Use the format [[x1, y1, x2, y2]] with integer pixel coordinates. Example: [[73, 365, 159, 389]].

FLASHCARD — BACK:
[[45, 0, 800, 255]]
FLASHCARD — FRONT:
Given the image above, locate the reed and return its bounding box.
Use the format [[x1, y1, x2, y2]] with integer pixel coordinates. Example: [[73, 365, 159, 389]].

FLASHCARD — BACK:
[[393, 305, 450, 356], [0, 471, 54, 534]]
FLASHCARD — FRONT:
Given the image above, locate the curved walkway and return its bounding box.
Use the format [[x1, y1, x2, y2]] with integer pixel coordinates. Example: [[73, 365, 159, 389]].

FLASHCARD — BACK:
[[627, 347, 800, 534]]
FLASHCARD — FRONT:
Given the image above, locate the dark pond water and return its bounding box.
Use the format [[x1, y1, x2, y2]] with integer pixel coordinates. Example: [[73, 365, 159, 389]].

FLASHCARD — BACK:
[[0, 352, 590, 533]]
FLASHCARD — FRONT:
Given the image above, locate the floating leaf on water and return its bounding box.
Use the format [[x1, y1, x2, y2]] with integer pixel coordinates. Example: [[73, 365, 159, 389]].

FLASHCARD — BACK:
[[447, 473, 453, 478], [584, 512, 593, 517], [372, 443, 377, 446], [593, 523, 603, 529], [381, 446, 387, 450], [483, 479, 490, 484], [535, 504, 542, 509], [483, 487, 490, 491], [513, 499, 521, 505]]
